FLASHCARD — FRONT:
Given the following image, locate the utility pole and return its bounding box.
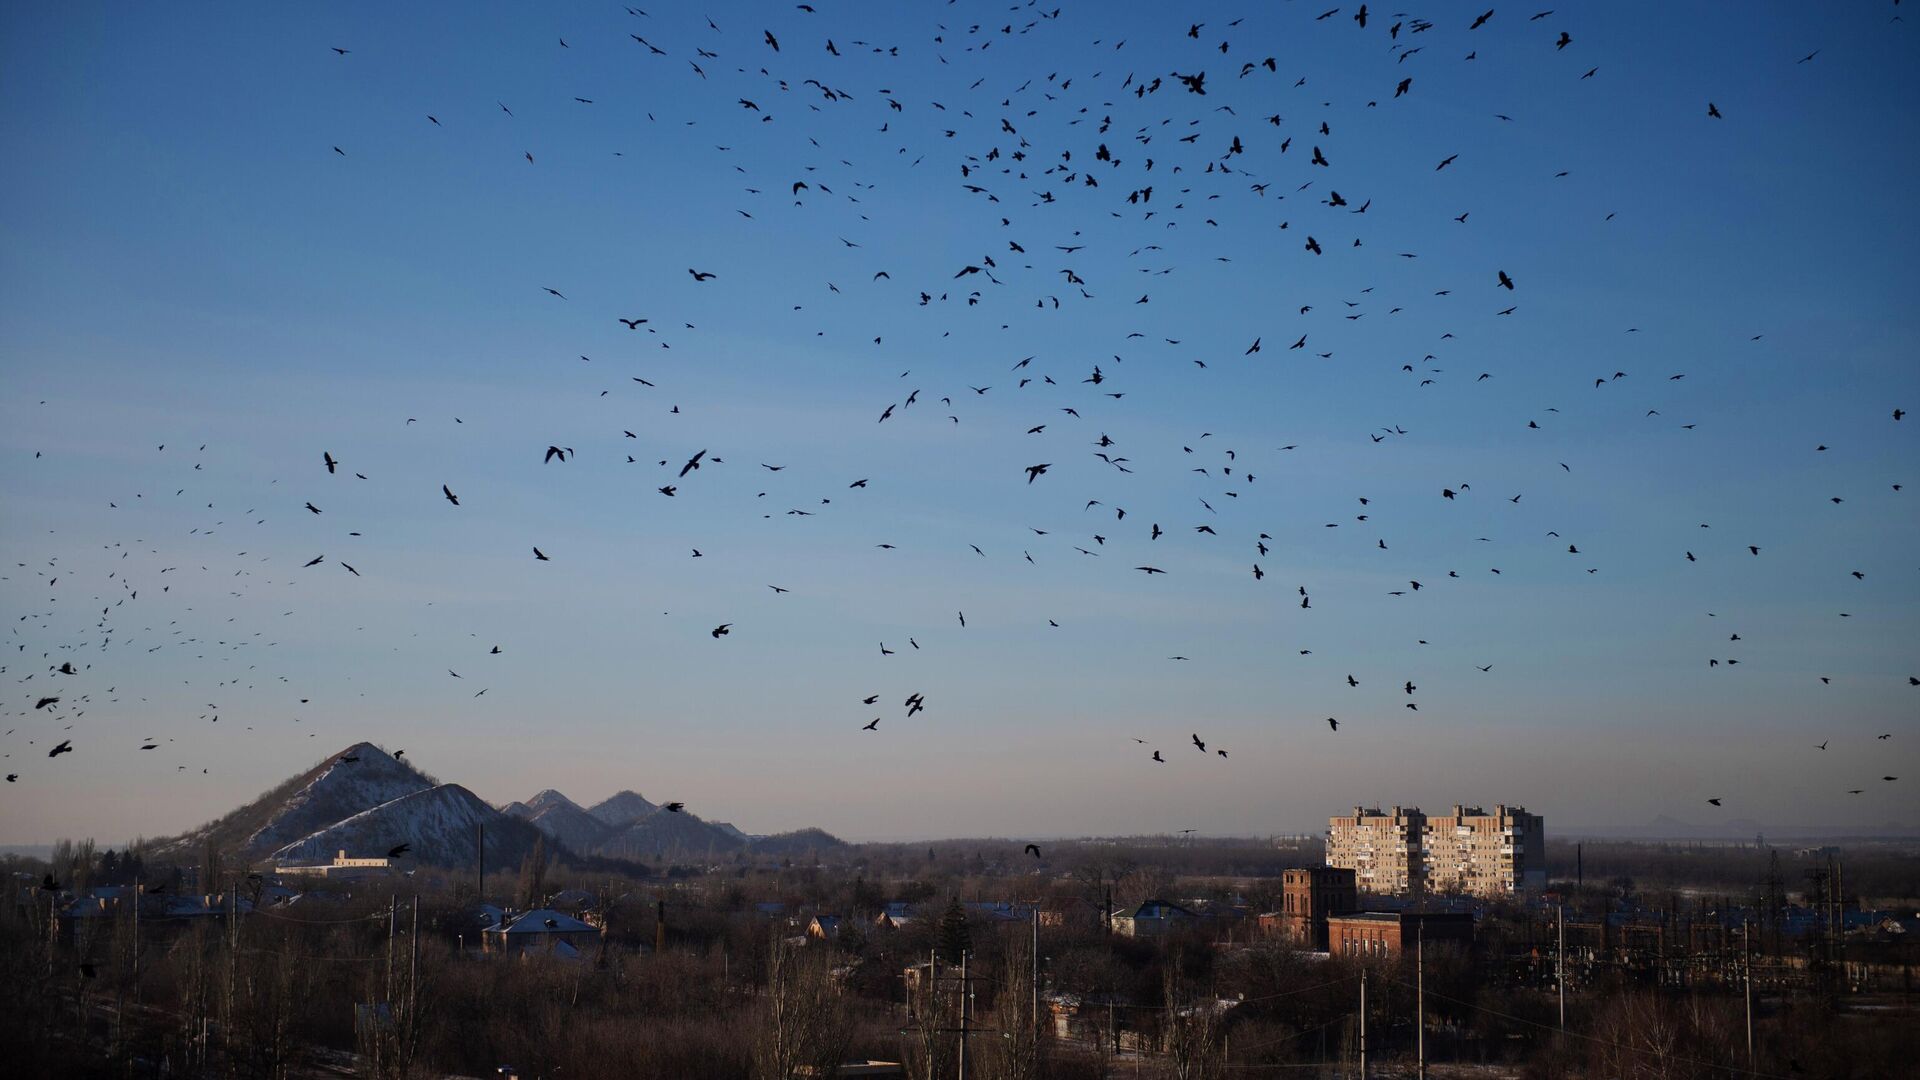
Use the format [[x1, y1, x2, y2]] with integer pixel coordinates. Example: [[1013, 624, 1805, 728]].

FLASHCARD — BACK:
[[227, 888, 238, 1066], [386, 893, 398, 1003], [957, 950, 970, 1080], [132, 876, 141, 1001], [409, 894, 420, 1017], [1031, 908, 1041, 1058], [1358, 968, 1367, 1080], [1744, 952, 1755, 1072], [1416, 923, 1427, 1080], [1557, 903, 1567, 1032]]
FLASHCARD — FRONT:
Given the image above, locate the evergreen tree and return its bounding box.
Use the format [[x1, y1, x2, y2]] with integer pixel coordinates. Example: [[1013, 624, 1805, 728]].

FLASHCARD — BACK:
[[936, 897, 971, 965]]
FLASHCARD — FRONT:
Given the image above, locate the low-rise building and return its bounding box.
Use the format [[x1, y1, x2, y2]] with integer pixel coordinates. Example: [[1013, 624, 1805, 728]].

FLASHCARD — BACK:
[[1111, 899, 1198, 938], [275, 849, 394, 880], [482, 908, 603, 958], [875, 902, 916, 930], [1327, 911, 1474, 960]]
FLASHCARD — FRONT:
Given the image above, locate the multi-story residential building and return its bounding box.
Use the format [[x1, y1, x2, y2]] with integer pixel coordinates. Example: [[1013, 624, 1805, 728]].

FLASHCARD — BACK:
[[1326, 805, 1428, 895], [1424, 804, 1546, 896], [1326, 803, 1544, 897]]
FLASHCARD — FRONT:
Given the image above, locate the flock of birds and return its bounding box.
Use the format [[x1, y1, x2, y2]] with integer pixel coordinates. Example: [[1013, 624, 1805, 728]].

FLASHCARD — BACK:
[[5, 4, 1914, 831]]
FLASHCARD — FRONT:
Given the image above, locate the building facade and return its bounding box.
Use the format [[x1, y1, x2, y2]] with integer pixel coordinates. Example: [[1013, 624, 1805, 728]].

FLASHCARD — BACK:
[[1326, 806, 1428, 895], [1423, 804, 1546, 895], [1272, 867, 1358, 950], [274, 849, 393, 879], [1327, 911, 1475, 959], [1326, 804, 1544, 897]]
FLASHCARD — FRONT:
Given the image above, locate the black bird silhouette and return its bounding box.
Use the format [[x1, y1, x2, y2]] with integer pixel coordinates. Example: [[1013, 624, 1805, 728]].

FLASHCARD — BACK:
[[862, 718, 880, 731], [36, 696, 61, 710], [323, 451, 337, 473], [1025, 843, 1042, 858], [1151, 750, 1165, 762], [711, 623, 731, 638], [1025, 463, 1051, 483], [443, 484, 459, 505], [533, 547, 550, 561], [689, 269, 717, 282], [680, 449, 708, 477], [1497, 270, 1515, 290], [1191, 733, 1207, 752], [1707, 798, 1723, 806], [387, 843, 410, 858], [665, 801, 686, 812], [49, 739, 73, 757]]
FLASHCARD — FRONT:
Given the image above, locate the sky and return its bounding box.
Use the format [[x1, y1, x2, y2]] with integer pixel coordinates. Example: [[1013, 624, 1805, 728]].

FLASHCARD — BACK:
[[2, 2, 1916, 847]]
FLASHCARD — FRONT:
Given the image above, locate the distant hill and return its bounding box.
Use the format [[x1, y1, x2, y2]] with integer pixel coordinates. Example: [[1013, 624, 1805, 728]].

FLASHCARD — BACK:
[[1561, 815, 1920, 841], [750, 828, 851, 857], [157, 742, 433, 862], [501, 791, 614, 853], [597, 808, 745, 860], [269, 783, 547, 870], [152, 747, 844, 871], [587, 789, 657, 828]]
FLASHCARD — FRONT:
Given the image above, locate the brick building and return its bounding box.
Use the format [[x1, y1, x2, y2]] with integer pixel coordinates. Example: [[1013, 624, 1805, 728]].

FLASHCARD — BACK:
[[1327, 911, 1475, 959], [1269, 867, 1358, 950]]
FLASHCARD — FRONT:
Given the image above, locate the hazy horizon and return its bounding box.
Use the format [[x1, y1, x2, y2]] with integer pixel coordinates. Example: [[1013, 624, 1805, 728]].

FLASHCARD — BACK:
[[4, 3, 1915, 850]]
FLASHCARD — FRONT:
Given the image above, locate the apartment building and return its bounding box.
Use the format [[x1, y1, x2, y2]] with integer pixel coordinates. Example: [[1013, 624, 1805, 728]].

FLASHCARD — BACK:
[[1424, 804, 1546, 896], [1326, 805, 1428, 895], [1327, 804, 1544, 897]]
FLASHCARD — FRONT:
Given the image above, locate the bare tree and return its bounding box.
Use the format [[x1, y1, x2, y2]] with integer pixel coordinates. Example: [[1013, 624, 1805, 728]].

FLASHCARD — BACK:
[[753, 936, 852, 1080], [986, 930, 1042, 1080], [1162, 966, 1224, 1080]]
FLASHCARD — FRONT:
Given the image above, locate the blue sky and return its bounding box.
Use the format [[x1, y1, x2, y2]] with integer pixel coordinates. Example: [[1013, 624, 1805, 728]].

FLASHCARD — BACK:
[[3, 2, 1916, 845]]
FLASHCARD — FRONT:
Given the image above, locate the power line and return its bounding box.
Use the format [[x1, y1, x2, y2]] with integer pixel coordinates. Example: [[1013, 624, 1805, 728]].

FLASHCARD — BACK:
[[1385, 977, 1799, 1080]]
